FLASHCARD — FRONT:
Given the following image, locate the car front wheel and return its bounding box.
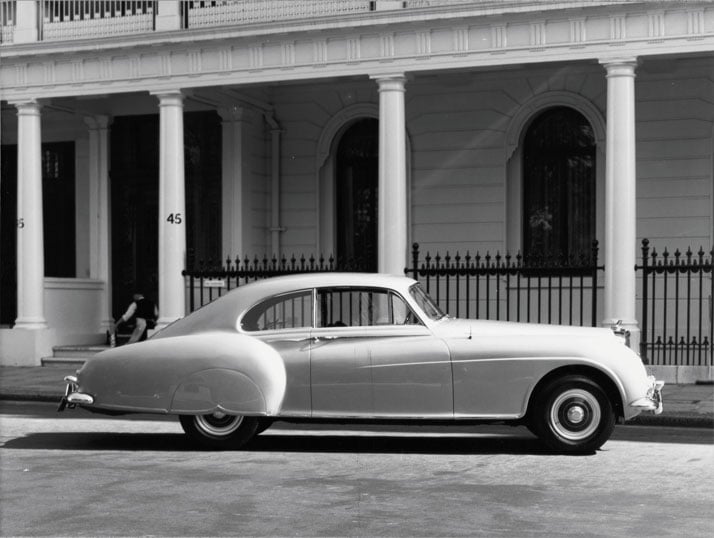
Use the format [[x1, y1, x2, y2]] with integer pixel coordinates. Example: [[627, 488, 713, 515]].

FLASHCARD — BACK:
[[533, 375, 615, 454], [179, 412, 258, 449]]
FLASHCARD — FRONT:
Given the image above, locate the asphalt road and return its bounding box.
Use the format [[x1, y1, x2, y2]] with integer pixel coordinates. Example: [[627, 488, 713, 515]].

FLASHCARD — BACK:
[[1, 401, 713, 537]]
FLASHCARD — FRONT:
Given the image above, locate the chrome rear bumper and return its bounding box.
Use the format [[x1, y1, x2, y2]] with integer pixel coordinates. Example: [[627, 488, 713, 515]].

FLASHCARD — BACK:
[[630, 376, 664, 415], [57, 375, 94, 412]]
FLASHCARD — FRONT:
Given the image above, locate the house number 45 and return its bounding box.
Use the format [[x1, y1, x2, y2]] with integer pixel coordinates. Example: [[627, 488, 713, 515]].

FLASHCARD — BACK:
[[166, 213, 182, 224]]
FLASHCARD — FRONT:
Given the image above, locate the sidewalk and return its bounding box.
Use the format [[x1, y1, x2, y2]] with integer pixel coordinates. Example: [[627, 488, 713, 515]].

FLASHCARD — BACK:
[[0, 365, 712, 429]]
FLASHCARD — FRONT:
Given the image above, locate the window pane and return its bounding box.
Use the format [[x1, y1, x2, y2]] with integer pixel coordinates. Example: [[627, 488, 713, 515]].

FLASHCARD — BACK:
[[523, 107, 595, 260], [241, 290, 313, 331], [317, 288, 420, 327], [42, 142, 76, 277]]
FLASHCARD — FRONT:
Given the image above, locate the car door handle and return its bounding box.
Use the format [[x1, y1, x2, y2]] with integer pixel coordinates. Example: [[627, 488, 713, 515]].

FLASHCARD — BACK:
[[313, 335, 339, 342]]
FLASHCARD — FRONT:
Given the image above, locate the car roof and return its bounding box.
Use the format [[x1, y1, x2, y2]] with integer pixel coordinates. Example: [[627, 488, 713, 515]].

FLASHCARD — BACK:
[[154, 272, 418, 338]]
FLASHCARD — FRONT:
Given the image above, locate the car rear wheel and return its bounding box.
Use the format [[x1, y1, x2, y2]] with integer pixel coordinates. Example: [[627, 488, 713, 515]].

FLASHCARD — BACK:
[[533, 375, 615, 454], [179, 412, 258, 449]]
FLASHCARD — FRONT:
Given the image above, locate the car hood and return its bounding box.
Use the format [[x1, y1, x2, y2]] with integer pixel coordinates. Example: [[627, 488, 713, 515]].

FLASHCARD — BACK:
[[433, 317, 618, 341]]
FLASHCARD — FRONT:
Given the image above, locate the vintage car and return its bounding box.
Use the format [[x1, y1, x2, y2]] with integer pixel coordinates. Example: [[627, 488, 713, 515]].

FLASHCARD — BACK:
[[60, 273, 663, 453]]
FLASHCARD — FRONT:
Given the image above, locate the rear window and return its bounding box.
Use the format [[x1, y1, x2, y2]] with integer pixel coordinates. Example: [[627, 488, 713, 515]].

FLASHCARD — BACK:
[[240, 290, 313, 332]]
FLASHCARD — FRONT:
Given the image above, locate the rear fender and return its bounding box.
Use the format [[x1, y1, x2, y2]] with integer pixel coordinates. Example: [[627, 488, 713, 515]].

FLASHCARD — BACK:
[[170, 368, 267, 415], [78, 332, 286, 415]]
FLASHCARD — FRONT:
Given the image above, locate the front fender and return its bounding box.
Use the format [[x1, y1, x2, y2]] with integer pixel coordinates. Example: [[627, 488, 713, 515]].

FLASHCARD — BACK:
[[77, 332, 286, 415]]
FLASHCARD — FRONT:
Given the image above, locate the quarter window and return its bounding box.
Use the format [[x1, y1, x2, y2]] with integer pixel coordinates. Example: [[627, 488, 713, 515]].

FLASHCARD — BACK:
[[241, 290, 313, 332], [317, 288, 420, 327]]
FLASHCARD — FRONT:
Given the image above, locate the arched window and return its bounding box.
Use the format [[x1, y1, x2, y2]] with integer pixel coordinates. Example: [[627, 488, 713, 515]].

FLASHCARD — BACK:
[[523, 107, 596, 260], [335, 118, 378, 271]]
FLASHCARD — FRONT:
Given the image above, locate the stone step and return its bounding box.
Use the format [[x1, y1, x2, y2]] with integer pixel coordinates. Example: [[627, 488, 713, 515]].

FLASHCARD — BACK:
[[41, 356, 87, 367], [52, 345, 110, 358]]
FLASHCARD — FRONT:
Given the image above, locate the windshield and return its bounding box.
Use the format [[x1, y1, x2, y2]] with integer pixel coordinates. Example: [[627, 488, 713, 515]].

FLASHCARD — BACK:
[[409, 283, 447, 321]]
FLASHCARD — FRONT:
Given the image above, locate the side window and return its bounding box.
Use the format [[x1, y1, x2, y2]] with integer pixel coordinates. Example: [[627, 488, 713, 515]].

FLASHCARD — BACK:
[[241, 290, 313, 332], [317, 288, 421, 327]]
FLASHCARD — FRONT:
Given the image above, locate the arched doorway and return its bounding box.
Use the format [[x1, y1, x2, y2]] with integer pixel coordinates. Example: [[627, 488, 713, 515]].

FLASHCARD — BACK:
[[335, 118, 378, 271], [522, 106, 596, 260]]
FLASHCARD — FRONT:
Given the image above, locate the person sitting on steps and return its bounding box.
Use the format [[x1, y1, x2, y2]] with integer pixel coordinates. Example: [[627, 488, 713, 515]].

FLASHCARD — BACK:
[[112, 292, 158, 346]]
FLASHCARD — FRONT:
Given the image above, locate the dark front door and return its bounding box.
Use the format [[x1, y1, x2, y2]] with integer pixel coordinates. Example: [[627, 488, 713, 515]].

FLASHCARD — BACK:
[[110, 115, 160, 319], [110, 112, 222, 319], [0, 145, 17, 326], [336, 118, 378, 272]]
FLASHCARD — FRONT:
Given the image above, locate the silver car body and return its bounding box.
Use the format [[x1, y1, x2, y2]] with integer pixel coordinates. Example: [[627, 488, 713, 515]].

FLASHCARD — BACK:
[[67, 273, 661, 423]]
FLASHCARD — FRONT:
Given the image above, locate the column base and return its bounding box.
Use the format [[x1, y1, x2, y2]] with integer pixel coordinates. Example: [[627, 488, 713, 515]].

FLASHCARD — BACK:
[[0, 328, 57, 366], [13, 318, 49, 330]]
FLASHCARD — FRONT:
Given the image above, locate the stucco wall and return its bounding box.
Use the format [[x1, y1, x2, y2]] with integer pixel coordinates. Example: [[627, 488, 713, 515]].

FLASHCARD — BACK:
[[267, 58, 713, 260]]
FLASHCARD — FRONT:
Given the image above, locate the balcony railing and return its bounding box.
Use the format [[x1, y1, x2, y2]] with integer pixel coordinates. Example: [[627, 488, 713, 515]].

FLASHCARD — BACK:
[[0, 0, 14, 43], [41, 1, 156, 41], [184, 0, 373, 29], [0, 0, 550, 45], [0, 0, 371, 44]]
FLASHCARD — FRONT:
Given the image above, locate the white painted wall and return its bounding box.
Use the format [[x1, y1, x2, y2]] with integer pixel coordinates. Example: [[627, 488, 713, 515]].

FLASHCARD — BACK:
[[266, 58, 712, 261]]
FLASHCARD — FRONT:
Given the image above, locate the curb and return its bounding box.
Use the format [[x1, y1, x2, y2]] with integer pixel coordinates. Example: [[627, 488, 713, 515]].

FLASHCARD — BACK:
[[627, 414, 714, 429], [2, 393, 712, 429]]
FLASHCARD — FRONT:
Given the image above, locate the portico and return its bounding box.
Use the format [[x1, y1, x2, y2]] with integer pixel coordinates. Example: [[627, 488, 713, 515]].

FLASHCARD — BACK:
[[1, 1, 712, 367]]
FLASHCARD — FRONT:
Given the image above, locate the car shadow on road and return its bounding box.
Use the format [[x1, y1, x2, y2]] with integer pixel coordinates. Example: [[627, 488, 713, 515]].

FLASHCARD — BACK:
[[4, 426, 708, 454], [1, 430, 572, 455]]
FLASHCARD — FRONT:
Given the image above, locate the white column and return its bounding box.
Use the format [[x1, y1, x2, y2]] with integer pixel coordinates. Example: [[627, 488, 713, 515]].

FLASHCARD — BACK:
[[372, 74, 408, 275], [600, 58, 639, 347], [14, 0, 38, 43], [153, 91, 187, 328], [218, 106, 246, 258], [13, 100, 47, 329], [85, 115, 113, 332], [269, 123, 284, 256]]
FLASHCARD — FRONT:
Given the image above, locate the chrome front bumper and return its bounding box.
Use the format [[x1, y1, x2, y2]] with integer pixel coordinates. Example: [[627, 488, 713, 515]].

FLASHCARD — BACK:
[[630, 376, 664, 415], [57, 375, 94, 412]]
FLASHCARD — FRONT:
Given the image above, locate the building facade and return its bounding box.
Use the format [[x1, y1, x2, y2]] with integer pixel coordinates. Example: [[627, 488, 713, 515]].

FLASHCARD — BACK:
[[0, 1, 712, 377]]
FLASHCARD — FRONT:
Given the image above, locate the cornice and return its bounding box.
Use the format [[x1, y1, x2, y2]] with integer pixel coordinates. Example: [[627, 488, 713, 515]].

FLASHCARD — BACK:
[[0, 2, 712, 101]]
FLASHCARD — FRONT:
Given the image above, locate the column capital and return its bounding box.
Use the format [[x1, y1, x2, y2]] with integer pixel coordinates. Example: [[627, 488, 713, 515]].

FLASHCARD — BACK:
[[599, 57, 639, 76], [151, 89, 187, 105], [10, 99, 42, 113], [83, 115, 112, 130], [217, 104, 246, 122], [370, 73, 408, 91]]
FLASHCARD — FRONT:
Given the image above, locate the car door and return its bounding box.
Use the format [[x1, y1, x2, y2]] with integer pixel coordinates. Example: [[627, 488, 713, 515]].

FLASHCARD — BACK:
[[239, 289, 313, 416], [310, 287, 453, 418]]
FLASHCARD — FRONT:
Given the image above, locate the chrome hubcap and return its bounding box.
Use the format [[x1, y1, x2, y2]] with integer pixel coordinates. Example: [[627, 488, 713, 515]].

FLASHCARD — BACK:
[[194, 412, 243, 437], [567, 405, 586, 424], [550, 389, 601, 441]]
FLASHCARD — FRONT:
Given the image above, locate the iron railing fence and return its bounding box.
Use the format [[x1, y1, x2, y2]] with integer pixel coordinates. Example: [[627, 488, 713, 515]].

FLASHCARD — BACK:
[[182, 253, 370, 312], [637, 239, 713, 367], [406, 241, 603, 327], [183, 239, 713, 368], [183, 242, 604, 327]]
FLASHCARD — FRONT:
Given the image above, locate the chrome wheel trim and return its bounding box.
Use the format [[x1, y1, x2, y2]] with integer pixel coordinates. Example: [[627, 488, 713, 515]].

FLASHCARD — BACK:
[[549, 389, 601, 441], [194, 413, 244, 437]]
